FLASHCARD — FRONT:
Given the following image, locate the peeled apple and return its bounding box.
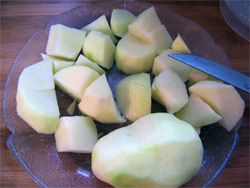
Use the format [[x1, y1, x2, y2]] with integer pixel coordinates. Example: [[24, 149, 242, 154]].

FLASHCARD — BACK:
[[92, 113, 203, 188]]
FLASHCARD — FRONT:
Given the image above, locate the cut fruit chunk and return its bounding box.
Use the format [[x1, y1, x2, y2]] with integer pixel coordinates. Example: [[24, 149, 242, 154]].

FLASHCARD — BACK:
[[55, 116, 98, 153], [92, 113, 203, 188], [175, 93, 222, 128], [142, 25, 173, 54], [16, 90, 60, 134], [189, 80, 245, 131], [54, 66, 99, 101], [116, 73, 151, 122], [46, 24, 86, 60], [115, 33, 157, 74], [17, 59, 54, 92], [128, 7, 162, 40], [75, 54, 105, 75], [152, 49, 193, 81], [66, 99, 76, 116], [128, 7, 171, 54], [82, 15, 117, 44], [83, 30, 115, 69], [172, 33, 191, 54], [40, 53, 74, 74], [79, 74, 126, 124], [152, 69, 188, 114], [187, 69, 208, 87], [111, 9, 136, 37]]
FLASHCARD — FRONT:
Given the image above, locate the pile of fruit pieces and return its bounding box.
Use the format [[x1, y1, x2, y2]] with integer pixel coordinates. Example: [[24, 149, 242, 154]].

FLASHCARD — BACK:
[[16, 7, 245, 188]]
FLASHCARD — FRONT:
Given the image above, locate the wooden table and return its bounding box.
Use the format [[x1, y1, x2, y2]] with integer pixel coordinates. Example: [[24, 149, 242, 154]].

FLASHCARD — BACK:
[[1, 0, 249, 187]]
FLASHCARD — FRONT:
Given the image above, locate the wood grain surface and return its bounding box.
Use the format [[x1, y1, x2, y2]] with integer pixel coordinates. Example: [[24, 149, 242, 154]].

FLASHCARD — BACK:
[[1, 0, 249, 187]]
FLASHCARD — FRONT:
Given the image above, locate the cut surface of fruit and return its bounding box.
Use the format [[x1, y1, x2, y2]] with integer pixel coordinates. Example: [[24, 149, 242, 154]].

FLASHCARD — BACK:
[[116, 73, 151, 122], [92, 113, 203, 188], [55, 116, 98, 153], [115, 33, 157, 74], [172, 33, 191, 54], [40, 53, 74, 74], [142, 25, 173, 54], [83, 30, 115, 69], [152, 69, 188, 114], [175, 93, 222, 128], [75, 54, 105, 75], [16, 90, 60, 134], [17, 59, 54, 92], [128, 7, 162, 40], [152, 49, 193, 81], [189, 80, 245, 131], [111, 9, 136, 38], [54, 66, 99, 101], [66, 99, 76, 116], [46, 24, 86, 60], [82, 15, 117, 44], [79, 74, 126, 124]]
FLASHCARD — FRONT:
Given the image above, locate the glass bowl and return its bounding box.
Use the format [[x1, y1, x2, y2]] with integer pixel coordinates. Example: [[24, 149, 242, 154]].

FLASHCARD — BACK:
[[2, 1, 242, 187]]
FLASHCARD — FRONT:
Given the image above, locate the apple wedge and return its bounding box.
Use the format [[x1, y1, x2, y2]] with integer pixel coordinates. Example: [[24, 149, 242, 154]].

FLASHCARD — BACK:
[[128, 7, 162, 40], [75, 54, 105, 75], [17, 59, 54, 92], [142, 25, 173, 54], [175, 93, 222, 128], [152, 69, 188, 114], [128, 7, 172, 54], [83, 30, 116, 69], [55, 116, 98, 153], [54, 66, 99, 101], [16, 90, 60, 134], [172, 33, 191, 54], [111, 9, 136, 37], [79, 74, 126, 124], [40, 53, 74, 74], [116, 73, 151, 122], [82, 15, 117, 44], [189, 80, 245, 131], [92, 113, 203, 188], [115, 33, 157, 74], [46, 24, 86, 60], [152, 49, 193, 82]]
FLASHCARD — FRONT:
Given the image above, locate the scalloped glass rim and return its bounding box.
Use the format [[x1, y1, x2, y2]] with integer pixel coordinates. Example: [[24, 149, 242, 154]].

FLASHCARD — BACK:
[[2, 1, 242, 187]]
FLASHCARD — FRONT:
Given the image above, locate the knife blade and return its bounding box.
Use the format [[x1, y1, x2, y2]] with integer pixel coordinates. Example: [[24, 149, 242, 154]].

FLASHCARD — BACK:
[[168, 53, 250, 93]]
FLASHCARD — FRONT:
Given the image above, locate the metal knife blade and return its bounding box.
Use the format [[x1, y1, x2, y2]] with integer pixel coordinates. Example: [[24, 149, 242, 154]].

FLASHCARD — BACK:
[[168, 53, 250, 93]]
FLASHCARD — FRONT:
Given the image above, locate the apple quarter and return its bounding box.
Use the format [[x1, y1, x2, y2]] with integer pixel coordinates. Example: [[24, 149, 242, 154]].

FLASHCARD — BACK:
[[152, 68, 188, 114], [82, 15, 117, 44], [115, 33, 157, 74], [152, 49, 193, 82], [172, 33, 191, 54], [79, 74, 126, 124], [175, 93, 222, 128], [111, 9, 136, 38], [189, 80, 245, 131], [54, 66, 99, 101], [16, 90, 60, 134], [83, 30, 116, 69], [55, 116, 98, 153], [116, 73, 151, 122], [46, 24, 86, 60]]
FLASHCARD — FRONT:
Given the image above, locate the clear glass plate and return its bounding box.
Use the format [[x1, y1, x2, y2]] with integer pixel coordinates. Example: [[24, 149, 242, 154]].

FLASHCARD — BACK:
[[2, 1, 242, 187]]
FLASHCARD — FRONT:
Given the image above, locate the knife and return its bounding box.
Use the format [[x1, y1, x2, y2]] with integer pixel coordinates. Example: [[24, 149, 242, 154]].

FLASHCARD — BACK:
[[168, 53, 250, 93]]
